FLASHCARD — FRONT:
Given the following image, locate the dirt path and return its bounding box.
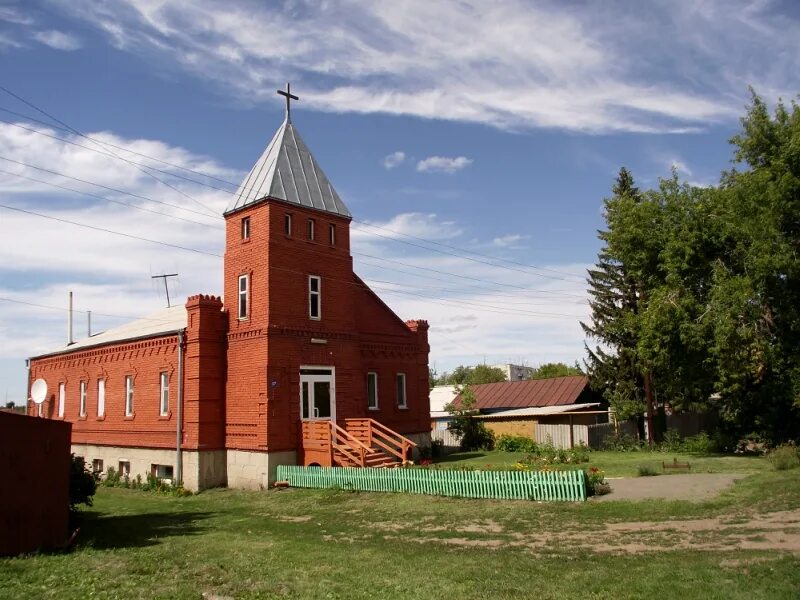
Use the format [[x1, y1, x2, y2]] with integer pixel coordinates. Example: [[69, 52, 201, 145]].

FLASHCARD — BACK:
[[596, 473, 744, 502]]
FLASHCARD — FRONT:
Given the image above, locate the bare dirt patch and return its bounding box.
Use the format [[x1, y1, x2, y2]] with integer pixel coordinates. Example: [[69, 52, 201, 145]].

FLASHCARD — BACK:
[[597, 473, 743, 502]]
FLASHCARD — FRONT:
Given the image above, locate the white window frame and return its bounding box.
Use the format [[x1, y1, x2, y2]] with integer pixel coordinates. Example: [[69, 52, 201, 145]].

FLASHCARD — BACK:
[[241, 216, 250, 240], [285, 213, 292, 235], [125, 375, 134, 417], [329, 223, 336, 246], [396, 373, 407, 409], [58, 382, 65, 418], [308, 218, 315, 241], [97, 379, 105, 417], [238, 274, 249, 320], [308, 275, 321, 320], [367, 372, 379, 410], [79, 380, 87, 417], [160, 372, 169, 416]]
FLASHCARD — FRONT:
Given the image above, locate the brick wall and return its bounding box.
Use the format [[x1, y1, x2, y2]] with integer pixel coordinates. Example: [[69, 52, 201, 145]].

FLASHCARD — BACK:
[[224, 198, 431, 456], [27, 296, 227, 453]]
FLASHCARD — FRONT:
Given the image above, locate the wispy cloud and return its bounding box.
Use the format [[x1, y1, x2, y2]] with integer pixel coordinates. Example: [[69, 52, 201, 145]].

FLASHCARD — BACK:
[[48, 0, 799, 133], [492, 234, 528, 248], [416, 156, 472, 174], [33, 30, 82, 51], [0, 6, 33, 25], [382, 151, 405, 169]]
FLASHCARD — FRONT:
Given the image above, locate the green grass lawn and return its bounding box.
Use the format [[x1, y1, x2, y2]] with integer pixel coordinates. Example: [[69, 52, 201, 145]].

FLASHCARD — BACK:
[[435, 449, 766, 477], [1, 460, 799, 599]]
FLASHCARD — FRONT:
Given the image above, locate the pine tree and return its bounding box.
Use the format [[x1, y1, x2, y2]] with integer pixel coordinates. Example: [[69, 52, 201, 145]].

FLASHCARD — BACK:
[[581, 168, 656, 441]]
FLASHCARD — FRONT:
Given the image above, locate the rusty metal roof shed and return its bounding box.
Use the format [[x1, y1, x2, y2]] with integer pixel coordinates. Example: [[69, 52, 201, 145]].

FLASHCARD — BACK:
[[225, 118, 351, 217], [453, 375, 590, 411]]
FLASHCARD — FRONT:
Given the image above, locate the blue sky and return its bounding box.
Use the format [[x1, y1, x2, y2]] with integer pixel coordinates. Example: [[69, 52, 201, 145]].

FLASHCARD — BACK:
[[1, 0, 799, 402]]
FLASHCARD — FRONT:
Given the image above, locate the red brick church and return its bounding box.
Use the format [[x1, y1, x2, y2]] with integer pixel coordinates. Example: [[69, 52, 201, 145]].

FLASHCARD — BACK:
[[26, 89, 431, 490]]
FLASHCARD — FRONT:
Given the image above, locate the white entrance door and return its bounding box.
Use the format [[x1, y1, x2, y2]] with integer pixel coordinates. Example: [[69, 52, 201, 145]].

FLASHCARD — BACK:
[[299, 367, 335, 422]]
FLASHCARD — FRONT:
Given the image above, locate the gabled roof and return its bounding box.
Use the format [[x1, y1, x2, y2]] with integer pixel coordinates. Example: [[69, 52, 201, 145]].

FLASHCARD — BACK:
[[453, 375, 589, 411], [30, 305, 186, 359], [225, 118, 351, 217], [475, 403, 601, 419]]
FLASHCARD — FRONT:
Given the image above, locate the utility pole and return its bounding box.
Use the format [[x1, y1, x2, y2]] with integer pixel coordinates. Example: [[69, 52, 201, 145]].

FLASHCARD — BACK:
[[152, 273, 178, 307]]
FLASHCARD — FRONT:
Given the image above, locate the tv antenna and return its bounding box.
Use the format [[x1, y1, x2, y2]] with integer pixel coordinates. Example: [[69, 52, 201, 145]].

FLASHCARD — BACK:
[[152, 273, 178, 307]]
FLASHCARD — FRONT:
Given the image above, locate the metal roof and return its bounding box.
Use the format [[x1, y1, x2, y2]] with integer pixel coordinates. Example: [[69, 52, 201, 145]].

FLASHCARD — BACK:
[[476, 403, 601, 419], [225, 118, 351, 217], [453, 375, 589, 411], [31, 305, 186, 359]]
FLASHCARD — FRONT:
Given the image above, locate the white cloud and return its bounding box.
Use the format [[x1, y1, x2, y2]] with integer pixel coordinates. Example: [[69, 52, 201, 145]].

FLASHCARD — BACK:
[[0, 6, 33, 25], [33, 30, 82, 51], [0, 33, 22, 49], [670, 158, 693, 177], [416, 156, 472, 174], [47, 0, 799, 133], [382, 151, 405, 169], [492, 234, 527, 248]]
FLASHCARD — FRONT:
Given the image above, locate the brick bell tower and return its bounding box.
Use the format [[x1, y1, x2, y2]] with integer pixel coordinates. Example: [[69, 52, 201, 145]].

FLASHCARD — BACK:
[[222, 84, 363, 481]]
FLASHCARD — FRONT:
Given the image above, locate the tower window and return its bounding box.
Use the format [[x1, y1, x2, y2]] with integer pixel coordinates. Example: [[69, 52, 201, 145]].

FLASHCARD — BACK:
[[241, 217, 250, 240], [238, 274, 249, 319], [58, 382, 65, 418], [396, 373, 407, 409], [97, 379, 105, 417], [309, 275, 321, 320], [284, 213, 292, 235], [308, 218, 315, 240], [329, 224, 336, 246], [367, 372, 378, 410]]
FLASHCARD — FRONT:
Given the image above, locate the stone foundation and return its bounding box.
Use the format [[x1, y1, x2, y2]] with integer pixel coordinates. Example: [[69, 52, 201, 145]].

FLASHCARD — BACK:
[[70, 444, 226, 492], [404, 431, 433, 461], [226, 449, 297, 490]]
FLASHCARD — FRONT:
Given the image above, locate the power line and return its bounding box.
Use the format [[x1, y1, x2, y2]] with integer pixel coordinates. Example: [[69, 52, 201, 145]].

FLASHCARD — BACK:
[[0, 167, 223, 230], [0, 103, 587, 282], [0, 85, 221, 218], [0, 296, 180, 324], [0, 203, 223, 258], [0, 155, 222, 221]]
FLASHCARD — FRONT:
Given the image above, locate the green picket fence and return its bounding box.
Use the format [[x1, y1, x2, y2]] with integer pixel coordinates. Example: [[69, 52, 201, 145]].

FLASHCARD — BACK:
[[276, 465, 586, 502]]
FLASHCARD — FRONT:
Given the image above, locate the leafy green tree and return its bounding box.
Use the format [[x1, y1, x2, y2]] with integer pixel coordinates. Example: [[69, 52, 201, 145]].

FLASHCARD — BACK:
[[530, 362, 583, 379], [435, 364, 507, 386], [445, 385, 495, 451]]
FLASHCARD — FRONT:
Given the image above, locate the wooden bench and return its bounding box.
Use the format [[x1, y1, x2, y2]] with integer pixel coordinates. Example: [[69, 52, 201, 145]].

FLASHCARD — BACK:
[[662, 457, 691, 472]]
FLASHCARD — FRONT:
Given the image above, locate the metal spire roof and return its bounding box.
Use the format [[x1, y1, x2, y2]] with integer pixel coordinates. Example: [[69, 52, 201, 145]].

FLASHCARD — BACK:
[[225, 118, 351, 217]]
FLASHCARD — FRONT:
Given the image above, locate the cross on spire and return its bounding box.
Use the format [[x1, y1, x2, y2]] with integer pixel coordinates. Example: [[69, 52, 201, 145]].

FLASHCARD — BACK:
[[277, 82, 299, 123]]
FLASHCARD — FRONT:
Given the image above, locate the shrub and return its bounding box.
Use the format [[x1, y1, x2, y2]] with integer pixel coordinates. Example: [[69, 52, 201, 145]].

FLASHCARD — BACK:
[[418, 445, 433, 460], [681, 432, 716, 454], [69, 454, 97, 510], [585, 467, 611, 496], [637, 464, 659, 477], [102, 466, 121, 487], [601, 432, 642, 452], [769, 444, 800, 471], [430, 439, 444, 458], [496, 434, 538, 453], [520, 439, 590, 468], [661, 429, 683, 452]]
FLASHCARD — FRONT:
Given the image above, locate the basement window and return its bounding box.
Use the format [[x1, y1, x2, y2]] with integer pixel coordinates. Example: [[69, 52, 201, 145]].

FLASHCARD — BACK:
[[241, 216, 250, 240], [367, 372, 379, 410], [151, 464, 174, 483], [308, 275, 321, 320]]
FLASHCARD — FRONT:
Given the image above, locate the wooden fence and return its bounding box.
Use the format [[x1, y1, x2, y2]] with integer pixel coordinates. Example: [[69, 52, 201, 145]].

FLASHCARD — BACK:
[[431, 427, 461, 449], [534, 421, 637, 449], [277, 465, 586, 502]]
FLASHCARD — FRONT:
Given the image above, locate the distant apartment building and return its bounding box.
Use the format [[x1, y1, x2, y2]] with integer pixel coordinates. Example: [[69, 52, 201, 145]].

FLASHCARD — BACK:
[[491, 363, 535, 381]]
